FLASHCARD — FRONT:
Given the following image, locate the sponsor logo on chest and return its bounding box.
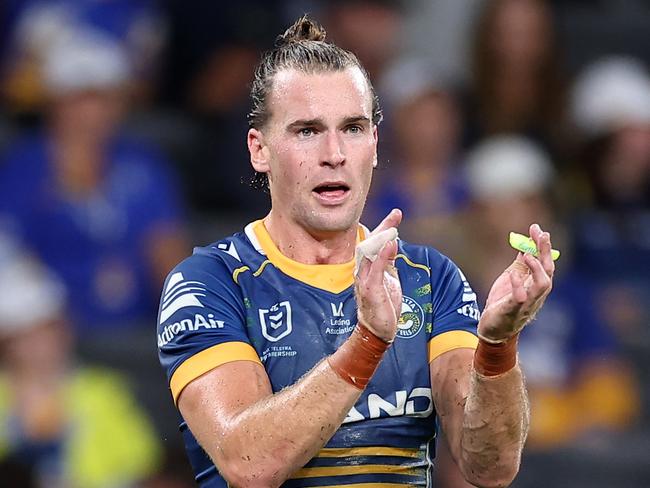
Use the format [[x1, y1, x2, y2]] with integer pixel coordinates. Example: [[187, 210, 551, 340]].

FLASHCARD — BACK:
[[344, 387, 433, 423], [326, 301, 353, 335]]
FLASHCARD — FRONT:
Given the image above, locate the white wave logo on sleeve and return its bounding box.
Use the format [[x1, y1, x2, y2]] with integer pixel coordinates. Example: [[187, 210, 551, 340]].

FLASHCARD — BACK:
[[159, 272, 207, 324], [457, 269, 477, 302], [456, 268, 481, 320]]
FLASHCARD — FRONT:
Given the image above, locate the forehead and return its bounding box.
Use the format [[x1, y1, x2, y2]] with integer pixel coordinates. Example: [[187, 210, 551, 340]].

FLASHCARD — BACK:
[[267, 67, 373, 125]]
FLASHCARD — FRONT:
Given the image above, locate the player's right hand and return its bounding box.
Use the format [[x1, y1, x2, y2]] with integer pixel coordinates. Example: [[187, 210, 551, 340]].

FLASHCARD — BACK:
[[477, 223, 555, 344], [354, 209, 403, 343]]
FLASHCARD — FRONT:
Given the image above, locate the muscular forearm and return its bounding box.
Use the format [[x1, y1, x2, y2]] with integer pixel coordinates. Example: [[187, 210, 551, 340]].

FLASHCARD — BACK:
[[222, 359, 361, 486], [460, 364, 529, 488], [184, 325, 388, 487]]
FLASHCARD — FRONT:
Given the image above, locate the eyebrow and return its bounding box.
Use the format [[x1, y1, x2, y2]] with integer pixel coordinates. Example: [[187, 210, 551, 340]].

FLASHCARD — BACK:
[[342, 115, 371, 126], [286, 118, 324, 131], [286, 115, 371, 131]]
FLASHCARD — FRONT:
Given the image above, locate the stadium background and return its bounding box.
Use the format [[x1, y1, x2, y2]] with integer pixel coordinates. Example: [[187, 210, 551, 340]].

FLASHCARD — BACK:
[[0, 0, 649, 486]]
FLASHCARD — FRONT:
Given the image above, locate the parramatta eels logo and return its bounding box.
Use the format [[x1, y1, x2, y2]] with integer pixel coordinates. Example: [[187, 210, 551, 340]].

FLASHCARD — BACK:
[[397, 296, 424, 339]]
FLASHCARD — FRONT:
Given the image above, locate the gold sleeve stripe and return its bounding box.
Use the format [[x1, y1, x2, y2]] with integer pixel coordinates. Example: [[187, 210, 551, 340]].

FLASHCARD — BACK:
[[316, 447, 420, 458], [395, 254, 431, 275], [428, 330, 479, 363], [170, 342, 262, 404], [291, 464, 419, 479]]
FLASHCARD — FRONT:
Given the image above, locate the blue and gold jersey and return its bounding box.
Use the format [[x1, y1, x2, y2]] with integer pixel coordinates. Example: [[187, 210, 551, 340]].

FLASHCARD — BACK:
[[157, 221, 480, 487]]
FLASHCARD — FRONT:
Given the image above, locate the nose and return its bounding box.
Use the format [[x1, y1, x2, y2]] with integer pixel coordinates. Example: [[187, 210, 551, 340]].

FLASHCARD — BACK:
[[321, 131, 345, 168]]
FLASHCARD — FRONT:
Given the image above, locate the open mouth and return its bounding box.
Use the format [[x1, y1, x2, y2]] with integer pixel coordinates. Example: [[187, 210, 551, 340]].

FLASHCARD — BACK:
[[312, 182, 350, 202]]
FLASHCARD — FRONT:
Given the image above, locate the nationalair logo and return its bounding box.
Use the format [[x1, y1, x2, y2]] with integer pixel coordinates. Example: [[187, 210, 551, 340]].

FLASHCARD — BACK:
[[159, 272, 207, 324], [158, 313, 224, 348], [259, 301, 292, 342]]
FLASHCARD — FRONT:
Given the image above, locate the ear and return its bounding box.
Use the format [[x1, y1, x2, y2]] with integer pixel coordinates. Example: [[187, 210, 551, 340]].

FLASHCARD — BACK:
[[248, 128, 271, 174], [372, 125, 378, 168]]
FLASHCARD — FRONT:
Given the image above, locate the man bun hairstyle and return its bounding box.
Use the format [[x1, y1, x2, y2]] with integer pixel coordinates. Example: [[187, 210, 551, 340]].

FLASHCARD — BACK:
[[248, 15, 382, 190], [248, 15, 382, 130], [275, 15, 327, 45]]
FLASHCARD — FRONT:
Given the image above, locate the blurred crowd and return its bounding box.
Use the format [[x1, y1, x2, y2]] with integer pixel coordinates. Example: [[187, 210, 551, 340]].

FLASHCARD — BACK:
[[0, 1, 649, 487]]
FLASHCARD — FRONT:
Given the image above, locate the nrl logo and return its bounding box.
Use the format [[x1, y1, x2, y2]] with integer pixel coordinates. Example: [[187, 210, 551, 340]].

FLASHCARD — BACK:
[[259, 301, 293, 342]]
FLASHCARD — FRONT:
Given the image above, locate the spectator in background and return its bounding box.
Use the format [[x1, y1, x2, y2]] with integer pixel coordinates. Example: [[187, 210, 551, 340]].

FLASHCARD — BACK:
[[153, 1, 284, 218], [365, 64, 468, 251], [1, 0, 165, 116], [324, 0, 402, 84], [0, 29, 189, 335], [463, 0, 568, 160], [569, 56, 650, 346], [460, 136, 638, 451], [0, 237, 161, 488], [432, 136, 637, 487]]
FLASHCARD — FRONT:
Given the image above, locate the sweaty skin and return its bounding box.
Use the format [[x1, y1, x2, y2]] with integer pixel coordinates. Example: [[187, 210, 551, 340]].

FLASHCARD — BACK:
[[179, 212, 402, 487], [432, 223, 553, 487], [432, 349, 530, 488], [177, 65, 552, 488]]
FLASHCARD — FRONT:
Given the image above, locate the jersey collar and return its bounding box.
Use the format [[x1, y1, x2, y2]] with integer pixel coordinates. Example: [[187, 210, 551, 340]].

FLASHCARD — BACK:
[[246, 220, 366, 294]]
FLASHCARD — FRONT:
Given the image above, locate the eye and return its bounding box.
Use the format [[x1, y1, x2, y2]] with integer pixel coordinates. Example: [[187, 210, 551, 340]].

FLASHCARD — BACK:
[[297, 127, 315, 138], [345, 124, 363, 134]]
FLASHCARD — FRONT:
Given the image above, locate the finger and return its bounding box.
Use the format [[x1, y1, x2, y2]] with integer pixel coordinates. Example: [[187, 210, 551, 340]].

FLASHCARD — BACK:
[[523, 252, 552, 297], [385, 238, 398, 266], [366, 241, 395, 288], [529, 223, 542, 243], [382, 239, 398, 264], [371, 208, 402, 235], [355, 227, 397, 276], [358, 228, 398, 257], [509, 267, 528, 304], [356, 255, 372, 282], [537, 231, 555, 278]]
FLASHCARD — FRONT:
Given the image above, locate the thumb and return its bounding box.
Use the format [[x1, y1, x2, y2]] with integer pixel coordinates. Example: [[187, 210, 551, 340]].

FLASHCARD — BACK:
[[371, 208, 402, 236]]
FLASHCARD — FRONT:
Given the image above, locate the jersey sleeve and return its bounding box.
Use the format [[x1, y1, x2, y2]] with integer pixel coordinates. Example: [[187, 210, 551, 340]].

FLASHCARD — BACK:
[[427, 254, 480, 363], [157, 253, 261, 404]]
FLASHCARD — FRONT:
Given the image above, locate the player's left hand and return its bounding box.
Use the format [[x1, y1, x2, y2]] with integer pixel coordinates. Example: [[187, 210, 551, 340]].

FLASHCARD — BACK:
[[354, 209, 403, 343], [477, 223, 555, 344]]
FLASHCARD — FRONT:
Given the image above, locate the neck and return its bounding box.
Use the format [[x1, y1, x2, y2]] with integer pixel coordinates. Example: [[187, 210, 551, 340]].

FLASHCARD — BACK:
[[263, 211, 358, 265]]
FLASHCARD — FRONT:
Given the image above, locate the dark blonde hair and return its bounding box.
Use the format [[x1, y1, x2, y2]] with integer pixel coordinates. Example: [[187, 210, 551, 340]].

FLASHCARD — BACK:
[[247, 15, 382, 129]]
